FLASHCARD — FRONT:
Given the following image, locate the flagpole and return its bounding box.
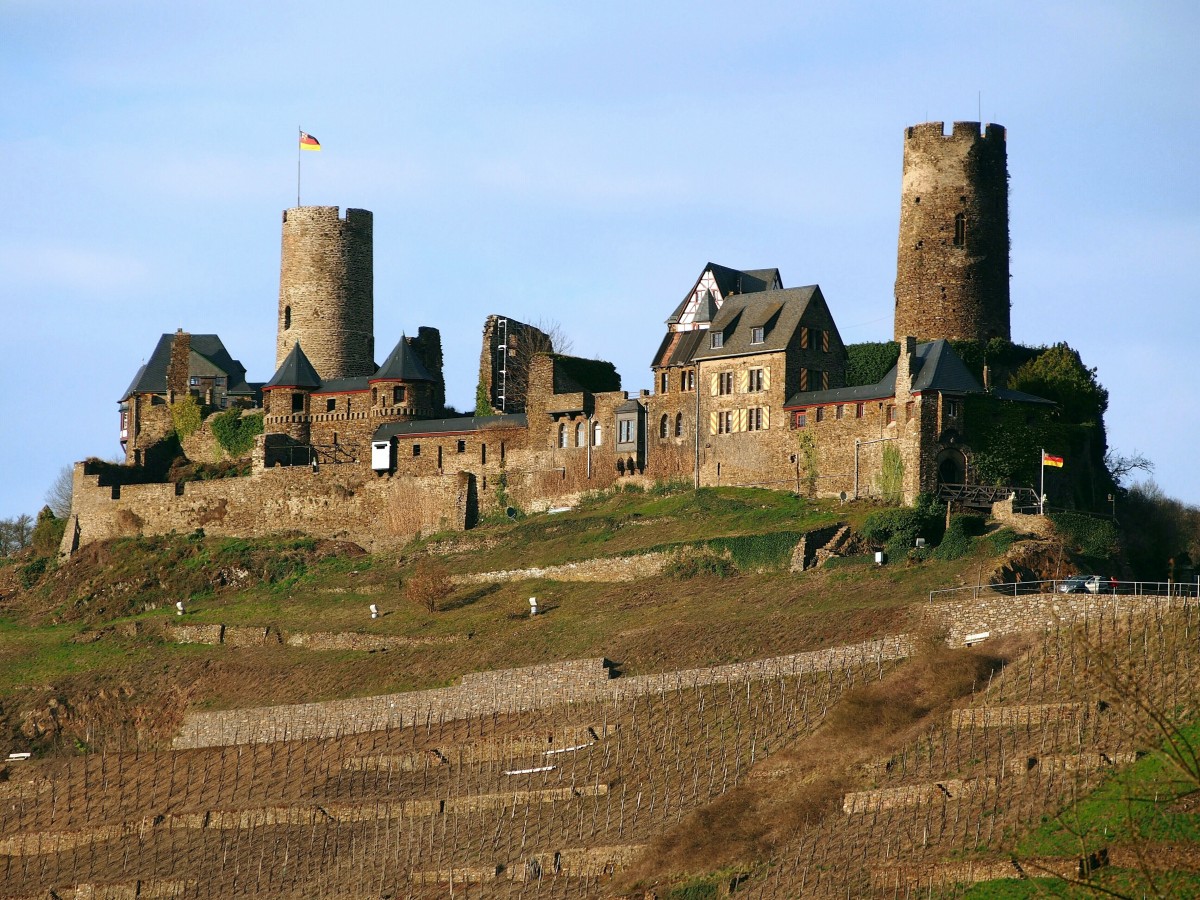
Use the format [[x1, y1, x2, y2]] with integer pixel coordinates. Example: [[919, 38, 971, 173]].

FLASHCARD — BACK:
[[1039, 448, 1045, 516], [297, 126, 301, 207]]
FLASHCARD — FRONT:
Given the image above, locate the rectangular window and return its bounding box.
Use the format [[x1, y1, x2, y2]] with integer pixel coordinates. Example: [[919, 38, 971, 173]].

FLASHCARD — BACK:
[[619, 419, 634, 443], [412, 444, 421, 457], [215, 377, 226, 387], [835, 404, 844, 420], [793, 409, 807, 428], [686, 370, 695, 391], [189, 376, 199, 387], [750, 326, 764, 344], [887, 405, 897, 424], [710, 331, 724, 349], [748, 368, 764, 392], [747, 407, 764, 431], [905, 400, 914, 420], [456, 439, 466, 453], [855, 402, 864, 419], [393, 385, 406, 404], [946, 398, 961, 418], [326, 398, 336, 412], [718, 372, 734, 395], [717, 411, 733, 434], [660, 372, 668, 393], [291, 393, 304, 413], [815, 406, 824, 423]]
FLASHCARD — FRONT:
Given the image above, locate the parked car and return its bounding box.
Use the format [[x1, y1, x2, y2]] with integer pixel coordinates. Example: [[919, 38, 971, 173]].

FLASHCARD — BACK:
[[1058, 575, 1110, 594]]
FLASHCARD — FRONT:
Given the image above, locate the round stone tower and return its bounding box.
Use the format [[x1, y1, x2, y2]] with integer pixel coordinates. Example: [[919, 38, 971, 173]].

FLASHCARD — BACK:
[[276, 206, 375, 380], [893, 121, 1010, 343]]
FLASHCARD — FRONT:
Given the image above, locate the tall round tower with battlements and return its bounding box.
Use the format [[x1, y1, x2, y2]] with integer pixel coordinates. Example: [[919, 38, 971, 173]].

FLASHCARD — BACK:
[[894, 121, 1010, 344], [276, 206, 375, 380]]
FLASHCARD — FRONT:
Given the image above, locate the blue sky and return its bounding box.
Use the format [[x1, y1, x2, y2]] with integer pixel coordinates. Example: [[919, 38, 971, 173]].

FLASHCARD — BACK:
[[3, 0, 1198, 517]]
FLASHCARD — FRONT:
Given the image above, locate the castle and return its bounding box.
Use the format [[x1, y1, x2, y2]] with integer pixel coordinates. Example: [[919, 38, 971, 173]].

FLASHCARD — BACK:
[[67, 122, 1054, 554]]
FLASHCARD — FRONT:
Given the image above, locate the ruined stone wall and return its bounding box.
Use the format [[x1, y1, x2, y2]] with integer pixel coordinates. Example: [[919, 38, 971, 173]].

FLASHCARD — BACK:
[[125, 394, 175, 465], [276, 206, 374, 380], [62, 460, 470, 555], [477, 316, 553, 414], [894, 122, 1010, 343]]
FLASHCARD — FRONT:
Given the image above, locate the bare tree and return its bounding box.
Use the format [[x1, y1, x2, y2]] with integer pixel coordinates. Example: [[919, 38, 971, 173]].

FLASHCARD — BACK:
[[532, 317, 574, 356], [1105, 449, 1154, 486], [0, 514, 33, 556], [45, 465, 74, 519]]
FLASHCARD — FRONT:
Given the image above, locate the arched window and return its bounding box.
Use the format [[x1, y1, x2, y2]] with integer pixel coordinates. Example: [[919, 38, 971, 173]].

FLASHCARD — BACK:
[[592, 422, 603, 446], [954, 212, 966, 247], [575, 421, 585, 447], [558, 423, 567, 448], [284, 306, 291, 330], [675, 413, 683, 437], [659, 414, 669, 438]]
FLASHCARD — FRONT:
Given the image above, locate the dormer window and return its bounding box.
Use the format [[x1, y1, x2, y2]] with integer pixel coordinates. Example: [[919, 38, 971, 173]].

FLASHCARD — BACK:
[[750, 326, 764, 344], [710, 332, 724, 349]]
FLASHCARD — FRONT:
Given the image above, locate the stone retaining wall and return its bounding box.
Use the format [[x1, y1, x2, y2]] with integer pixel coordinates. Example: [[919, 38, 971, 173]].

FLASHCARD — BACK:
[[452, 552, 670, 584], [928, 592, 1197, 647], [173, 636, 914, 748]]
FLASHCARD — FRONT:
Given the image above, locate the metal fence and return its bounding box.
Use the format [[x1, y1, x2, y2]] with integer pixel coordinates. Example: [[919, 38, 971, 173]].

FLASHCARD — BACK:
[[929, 578, 1200, 604]]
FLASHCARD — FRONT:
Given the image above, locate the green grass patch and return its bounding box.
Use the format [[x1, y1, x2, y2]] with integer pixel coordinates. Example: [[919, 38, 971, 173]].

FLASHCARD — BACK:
[[1017, 722, 1200, 858]]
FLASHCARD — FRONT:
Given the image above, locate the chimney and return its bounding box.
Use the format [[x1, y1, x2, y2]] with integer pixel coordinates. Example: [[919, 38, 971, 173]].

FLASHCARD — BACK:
[[895, 336, 917, 401]]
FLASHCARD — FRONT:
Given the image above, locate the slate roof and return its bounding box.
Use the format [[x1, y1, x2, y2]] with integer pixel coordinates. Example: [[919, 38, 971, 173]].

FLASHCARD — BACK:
[[373, 414, 527, 442], [651, 329, 706, 369], [264, 342, 321, 390], [665, 262, 779, 325], [692, 286, 823, 361], [783, 339, 1055, 408], [312, 377, 369, 394], [119, 333, 253, 401], [371, 336, 434, 382]]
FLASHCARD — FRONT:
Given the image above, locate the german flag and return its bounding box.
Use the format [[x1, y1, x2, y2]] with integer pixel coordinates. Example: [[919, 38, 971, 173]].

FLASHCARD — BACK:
[[1042, 452, 1064, 468], [300, 131, 321, 151]]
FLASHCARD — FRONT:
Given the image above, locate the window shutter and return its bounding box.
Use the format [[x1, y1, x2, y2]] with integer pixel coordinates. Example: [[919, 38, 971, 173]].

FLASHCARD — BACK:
[[709, 412, 718, 435], [710, 373, 719, 396], [763, 405, 770, 429], [762, 366, 771, 391], [736, 409, 747, 432], [739, 370, 749, 393]]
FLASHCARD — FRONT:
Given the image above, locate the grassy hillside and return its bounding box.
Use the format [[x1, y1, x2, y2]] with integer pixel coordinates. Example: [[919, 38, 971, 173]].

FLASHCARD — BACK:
[[7, 483, 1195, 898]]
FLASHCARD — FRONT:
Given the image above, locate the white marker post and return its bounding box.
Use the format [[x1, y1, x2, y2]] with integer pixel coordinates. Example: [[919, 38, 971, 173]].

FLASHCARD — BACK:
[[529, 597, 538, 617], [175, 601, 184, 617], [369, 604, 379, 620]]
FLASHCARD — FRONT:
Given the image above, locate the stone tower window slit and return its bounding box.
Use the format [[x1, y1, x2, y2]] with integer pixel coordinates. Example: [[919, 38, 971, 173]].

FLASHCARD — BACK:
[[954, 213, 966, 247]]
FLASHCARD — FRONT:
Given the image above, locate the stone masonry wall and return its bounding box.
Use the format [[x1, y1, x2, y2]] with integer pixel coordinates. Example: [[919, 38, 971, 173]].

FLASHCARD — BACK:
[[62, 461, 470, 555], [172, 635, 913, 748], [894, 122, 1010, 343], [927, 592, 1198, 647], [276, 206, 374, 380]]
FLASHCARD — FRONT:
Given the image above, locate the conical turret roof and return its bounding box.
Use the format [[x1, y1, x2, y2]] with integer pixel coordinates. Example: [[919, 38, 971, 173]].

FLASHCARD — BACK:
[[264, 341, 321, 390], [370, 336, 434, 382]]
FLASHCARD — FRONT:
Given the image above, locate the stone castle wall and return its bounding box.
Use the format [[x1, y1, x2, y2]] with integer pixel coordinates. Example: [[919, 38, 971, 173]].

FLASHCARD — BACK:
[[894, 122, 1009, 343], [276, 206, 374, 380], [60, 459, 471, 555]]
